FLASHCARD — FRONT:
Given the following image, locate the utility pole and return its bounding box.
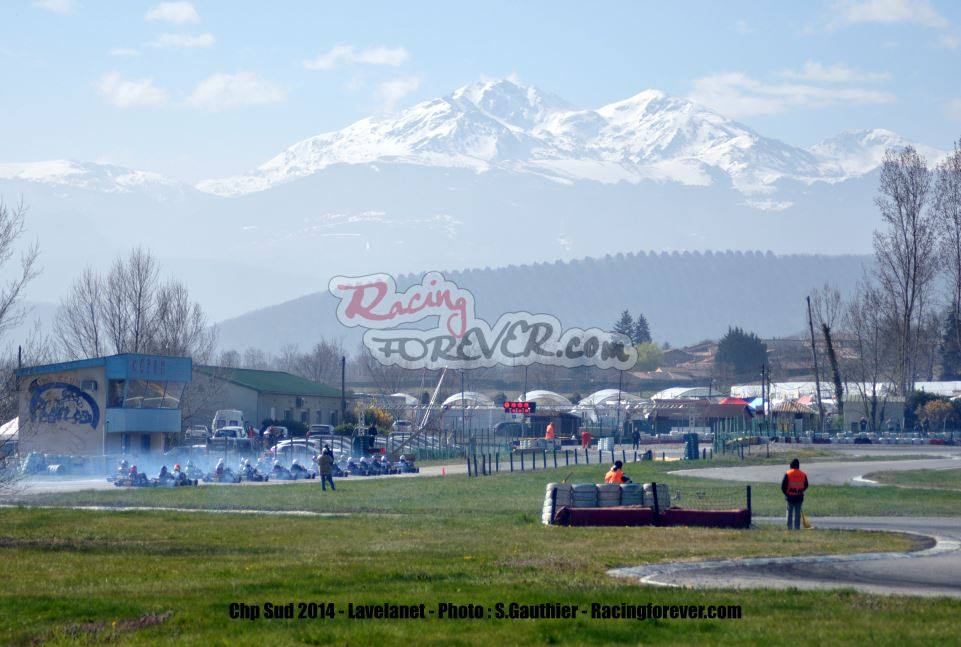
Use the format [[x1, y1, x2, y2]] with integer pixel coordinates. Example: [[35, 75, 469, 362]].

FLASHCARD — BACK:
[[806, 296, 826, 433], [340, 355, 347, 426], [523, 365, 528, 401]]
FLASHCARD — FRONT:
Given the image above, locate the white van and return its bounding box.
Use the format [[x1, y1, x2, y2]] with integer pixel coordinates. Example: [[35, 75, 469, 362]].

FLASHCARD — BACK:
[[212, 409, 245, 433]]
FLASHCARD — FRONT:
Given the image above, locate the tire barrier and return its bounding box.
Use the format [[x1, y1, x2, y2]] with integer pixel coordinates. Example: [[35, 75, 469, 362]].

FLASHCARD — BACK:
[[543, 481, 752, 529], [619, 482, 644, 506]]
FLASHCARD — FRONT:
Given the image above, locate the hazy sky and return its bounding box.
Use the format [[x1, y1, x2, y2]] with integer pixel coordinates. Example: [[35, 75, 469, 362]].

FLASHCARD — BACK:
[[2, 0, 960, 182]]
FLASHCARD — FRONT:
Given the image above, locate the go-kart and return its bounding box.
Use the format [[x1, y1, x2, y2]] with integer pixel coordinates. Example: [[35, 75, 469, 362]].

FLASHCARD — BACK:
[[203, 468, 241, 483]]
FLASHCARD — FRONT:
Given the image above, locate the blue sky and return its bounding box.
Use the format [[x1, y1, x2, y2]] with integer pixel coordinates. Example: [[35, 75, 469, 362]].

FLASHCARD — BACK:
[[2, 0, 960, 182]]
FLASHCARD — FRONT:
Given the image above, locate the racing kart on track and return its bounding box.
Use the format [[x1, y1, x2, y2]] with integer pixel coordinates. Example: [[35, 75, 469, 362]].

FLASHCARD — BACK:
[[203, 468, 241, 483]]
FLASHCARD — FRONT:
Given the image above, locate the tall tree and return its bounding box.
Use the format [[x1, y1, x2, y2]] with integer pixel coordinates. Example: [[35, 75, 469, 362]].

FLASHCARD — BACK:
[[873, 146, 938, 395], [714, 326, 767, 382], [941, 307, 961, 380], [935, 137, 961, 371], [612, 310, 634, 338], [55, 247, 214, 362], [632, 313, 652, 344]]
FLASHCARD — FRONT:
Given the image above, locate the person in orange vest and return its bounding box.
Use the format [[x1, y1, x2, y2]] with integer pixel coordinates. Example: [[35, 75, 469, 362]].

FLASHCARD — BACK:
[[580, 429, 592, 450], [604, 460, 632, 484], [781, 458, 809, 530], [545, 421, 555, 440]]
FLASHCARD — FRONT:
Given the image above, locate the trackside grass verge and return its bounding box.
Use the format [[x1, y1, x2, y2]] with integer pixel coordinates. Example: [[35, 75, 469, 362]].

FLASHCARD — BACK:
[[864, 467, 961, 490], [0, 506, 936, 646], [12, 458, 961, 517]]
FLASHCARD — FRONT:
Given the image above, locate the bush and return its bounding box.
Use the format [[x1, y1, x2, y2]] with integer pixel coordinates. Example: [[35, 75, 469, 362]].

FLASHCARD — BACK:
[[333, 423, 355, 436]]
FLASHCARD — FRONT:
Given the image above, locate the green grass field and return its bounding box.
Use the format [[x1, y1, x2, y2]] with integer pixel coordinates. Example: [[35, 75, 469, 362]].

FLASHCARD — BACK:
[[4, 455, 961, 645], [864, 467, 961, 490], [15, 456, 961, 518]]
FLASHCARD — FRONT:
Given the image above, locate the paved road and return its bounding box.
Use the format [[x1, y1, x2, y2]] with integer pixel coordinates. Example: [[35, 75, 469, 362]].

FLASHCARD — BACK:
[[611, 516, 961, 598], [669, 449, 961, 486]]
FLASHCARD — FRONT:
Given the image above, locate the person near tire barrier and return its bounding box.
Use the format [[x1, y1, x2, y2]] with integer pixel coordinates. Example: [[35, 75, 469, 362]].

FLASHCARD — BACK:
[[781, 458, 809, 530], [604, 460, 632, 484], [545, 422, 555, 440]]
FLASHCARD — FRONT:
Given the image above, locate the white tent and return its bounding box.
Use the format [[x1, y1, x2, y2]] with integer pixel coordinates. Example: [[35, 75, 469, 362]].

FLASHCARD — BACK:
[[518, 390, 572, 407], [389, 393, 420, 406], [442, 391, 494, 408], [0, 417, 18, 442], [579, 389, 646, 407], [651, 386, 712, 400]]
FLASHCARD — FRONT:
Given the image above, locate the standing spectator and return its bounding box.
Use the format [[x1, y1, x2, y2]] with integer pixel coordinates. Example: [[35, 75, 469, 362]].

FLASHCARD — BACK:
[[780, 458, 809, 531], [580, 429, 592, 450], [859, 417, 867, 433], [631, 427, 641, 450], [317, 445, 335, 492], [545, 421, 555, 440]]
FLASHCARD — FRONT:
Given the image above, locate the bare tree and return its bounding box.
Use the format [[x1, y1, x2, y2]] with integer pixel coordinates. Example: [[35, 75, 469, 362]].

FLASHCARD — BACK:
[[935, 137, 961, 366], [0, 199, 40, 490], [810, 284, 845, 420], [843, 282, 894, 431], [872, 146, 939, 396], [56, 248, 214, 361], [153, 279, 215, 361], [54, 267, 103, 358], [0, 200, 40, 339], [242, 347, 271, 369]]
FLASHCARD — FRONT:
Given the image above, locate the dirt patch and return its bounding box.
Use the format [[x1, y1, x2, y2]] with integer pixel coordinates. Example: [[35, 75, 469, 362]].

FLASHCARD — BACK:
[[33, 611, 172, 645]]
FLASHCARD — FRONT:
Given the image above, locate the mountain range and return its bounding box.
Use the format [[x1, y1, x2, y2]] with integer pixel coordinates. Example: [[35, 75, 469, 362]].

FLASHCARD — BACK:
[[0, 78, 946, 345]]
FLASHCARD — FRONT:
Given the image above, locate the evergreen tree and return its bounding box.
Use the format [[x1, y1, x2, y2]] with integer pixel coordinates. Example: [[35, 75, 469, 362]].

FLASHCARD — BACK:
[[715, 327, 768, 381], [632, 313, 652, 344], [942, 307, 961, 380], [613, 310, 634, 338]]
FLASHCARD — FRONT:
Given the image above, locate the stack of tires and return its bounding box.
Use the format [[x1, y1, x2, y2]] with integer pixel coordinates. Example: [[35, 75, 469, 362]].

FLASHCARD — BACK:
[[596, 483, 621, 507], [571, 483, 598, 508], [643, 482, 670, 510], [620, 482, 644, 506], [542, 483, 573, 525]]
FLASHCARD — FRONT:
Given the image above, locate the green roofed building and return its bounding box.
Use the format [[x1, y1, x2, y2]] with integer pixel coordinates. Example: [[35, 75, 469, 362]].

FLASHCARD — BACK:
[[193, 366, 347, 430]]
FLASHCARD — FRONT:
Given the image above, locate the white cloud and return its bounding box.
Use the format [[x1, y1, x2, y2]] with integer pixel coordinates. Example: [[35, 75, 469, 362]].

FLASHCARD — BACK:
[[687, 71, 895, 118], [109, 47, 141, 57], [304, 45, 410, 70], [145, 1, 199, 24], [185, 72, 286, 111], [375, 76, 421, 112], [152, 32, 215, 49], [96, 71, 168, 108], [945, 98, 961, 122], [937, 33, 961, 49], [779, 61, 889, 83], [828, 0, 949, 29], [33, 0, 74, 13]]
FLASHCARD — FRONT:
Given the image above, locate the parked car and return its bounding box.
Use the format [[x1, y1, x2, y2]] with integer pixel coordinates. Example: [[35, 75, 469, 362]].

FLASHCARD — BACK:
[[307, 424, 334, 436]]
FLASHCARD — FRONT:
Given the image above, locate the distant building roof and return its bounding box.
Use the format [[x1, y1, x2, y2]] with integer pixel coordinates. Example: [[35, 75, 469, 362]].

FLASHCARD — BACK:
[[651, 386, 713, 400], [196, 366, 340, 397]]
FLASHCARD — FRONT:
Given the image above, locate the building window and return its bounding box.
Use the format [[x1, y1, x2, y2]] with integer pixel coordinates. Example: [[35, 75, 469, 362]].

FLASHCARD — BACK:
[[315, 410, 324, 423], [108, 380, 126, 407], [300, 410, 309, 424], [284, 410, 292, 422]]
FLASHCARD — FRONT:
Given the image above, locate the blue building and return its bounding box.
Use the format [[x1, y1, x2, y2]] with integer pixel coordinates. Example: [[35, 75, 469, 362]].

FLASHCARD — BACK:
[[16, 353, 192, 456]]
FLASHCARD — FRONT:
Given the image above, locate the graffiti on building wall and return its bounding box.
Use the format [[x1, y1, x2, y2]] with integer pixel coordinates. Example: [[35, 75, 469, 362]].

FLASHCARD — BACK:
[[29, 381, 100, 430]]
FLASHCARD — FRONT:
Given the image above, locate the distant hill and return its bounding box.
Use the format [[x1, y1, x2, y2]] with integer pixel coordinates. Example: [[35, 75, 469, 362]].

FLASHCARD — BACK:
[[215, 250, 872, 353]]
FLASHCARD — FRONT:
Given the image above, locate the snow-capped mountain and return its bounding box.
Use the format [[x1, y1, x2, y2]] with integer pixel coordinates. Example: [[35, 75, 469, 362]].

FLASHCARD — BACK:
[[0, 77, 948, 329], [196, 79, 938, 198], [811, 128, 946, 177], [0, 159, 187, 195]]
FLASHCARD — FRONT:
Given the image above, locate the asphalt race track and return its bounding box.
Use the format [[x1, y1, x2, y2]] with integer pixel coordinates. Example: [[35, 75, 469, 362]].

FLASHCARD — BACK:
[[671, 446, 961, 486], [611, 517, 961, 598], [614, 447, 961, 597]]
